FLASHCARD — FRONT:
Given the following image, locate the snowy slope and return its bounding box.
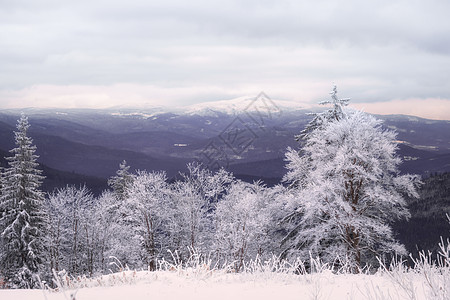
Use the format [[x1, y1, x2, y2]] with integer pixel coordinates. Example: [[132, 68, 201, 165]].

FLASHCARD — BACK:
[[0, 269, 435, 300]]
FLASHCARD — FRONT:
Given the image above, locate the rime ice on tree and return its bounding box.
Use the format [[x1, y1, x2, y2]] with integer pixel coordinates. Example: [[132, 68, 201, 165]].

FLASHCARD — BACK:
[[318, 84, 350, 121], [283, 87, 420, 272], [108, 160, 134, 203], [0, 114, 46, 288], [299, 85, 350, 141]]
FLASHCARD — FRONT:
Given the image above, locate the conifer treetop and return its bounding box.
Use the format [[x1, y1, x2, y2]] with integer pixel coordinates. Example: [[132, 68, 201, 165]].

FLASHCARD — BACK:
[[318, 84, 350, 121], [298, 84, 351, 141]]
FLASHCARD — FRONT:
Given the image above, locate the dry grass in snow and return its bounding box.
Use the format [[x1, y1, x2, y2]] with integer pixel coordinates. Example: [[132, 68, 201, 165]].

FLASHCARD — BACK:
[[1, 248, 450, 300]]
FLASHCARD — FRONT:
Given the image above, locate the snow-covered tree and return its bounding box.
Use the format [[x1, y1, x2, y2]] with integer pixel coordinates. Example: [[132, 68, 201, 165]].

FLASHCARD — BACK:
[[45, 191, 64, 274], [283, 87, 420, 272], [46, 185, 96, 275], [46, 187, 120, 276], [215, 180, 277, 271], [120, 170, 172, 270], [93, 190, 117, 273], [260, 184, 291, 257], [108, 160, 134, 203], [0, 114, 47, 288], [172, 163, 233, 257], [298, 84, 350, 141], [0, 166, 4, 196]]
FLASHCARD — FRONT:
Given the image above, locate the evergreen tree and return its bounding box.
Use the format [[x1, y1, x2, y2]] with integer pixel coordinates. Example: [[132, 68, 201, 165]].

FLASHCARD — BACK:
[[106, 160, 136, 268], [283, 87, 420, 272], [108, 160, 133, 203], [0, 114, 46, 288], [297, 84, 350, 141]]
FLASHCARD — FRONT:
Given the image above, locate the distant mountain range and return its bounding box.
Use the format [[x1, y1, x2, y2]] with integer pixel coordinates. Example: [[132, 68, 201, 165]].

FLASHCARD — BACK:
[[1, 99, 449, 253], [0, 98, 449, 193]]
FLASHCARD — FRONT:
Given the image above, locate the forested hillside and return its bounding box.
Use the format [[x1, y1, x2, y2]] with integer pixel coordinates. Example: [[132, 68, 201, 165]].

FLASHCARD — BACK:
[[395, 172, 450, 254]]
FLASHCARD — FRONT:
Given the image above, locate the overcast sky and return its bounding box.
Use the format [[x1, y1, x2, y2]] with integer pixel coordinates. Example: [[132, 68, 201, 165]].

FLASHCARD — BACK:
[[1, 0, 450, 119]]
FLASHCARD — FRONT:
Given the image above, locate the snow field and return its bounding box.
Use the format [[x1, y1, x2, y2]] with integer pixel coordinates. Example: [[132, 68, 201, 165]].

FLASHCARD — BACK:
[[1, 263, 447, 300]]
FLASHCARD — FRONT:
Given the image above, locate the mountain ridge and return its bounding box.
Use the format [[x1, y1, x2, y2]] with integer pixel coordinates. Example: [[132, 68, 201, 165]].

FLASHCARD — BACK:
[[0, 103, 449, 184]]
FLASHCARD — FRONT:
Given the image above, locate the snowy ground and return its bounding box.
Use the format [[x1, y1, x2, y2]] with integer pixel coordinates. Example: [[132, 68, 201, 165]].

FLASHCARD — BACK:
[[0, 267, 442, 300]]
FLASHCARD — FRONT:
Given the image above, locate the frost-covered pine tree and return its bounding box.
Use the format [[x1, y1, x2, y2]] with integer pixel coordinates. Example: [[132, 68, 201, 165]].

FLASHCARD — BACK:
[[298, 84, 350, 141], [283, 87, 420, 272], [106, 160, 136, 268], [108, 160, 133, 203], [0, 114, 47, 288]]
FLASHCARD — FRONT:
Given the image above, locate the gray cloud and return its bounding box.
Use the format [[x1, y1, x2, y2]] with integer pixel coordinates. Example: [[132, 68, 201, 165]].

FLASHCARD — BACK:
[[0, 0, 449, 116]]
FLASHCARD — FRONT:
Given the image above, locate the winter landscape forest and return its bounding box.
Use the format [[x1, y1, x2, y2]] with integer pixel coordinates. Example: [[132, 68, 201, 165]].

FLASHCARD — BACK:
[[0, 86, 450, 300]]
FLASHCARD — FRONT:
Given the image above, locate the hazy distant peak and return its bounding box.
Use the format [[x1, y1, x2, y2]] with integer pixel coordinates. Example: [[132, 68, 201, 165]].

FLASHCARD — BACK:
[[102, 96, 310, 118], [184, 96, 309, 116]]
